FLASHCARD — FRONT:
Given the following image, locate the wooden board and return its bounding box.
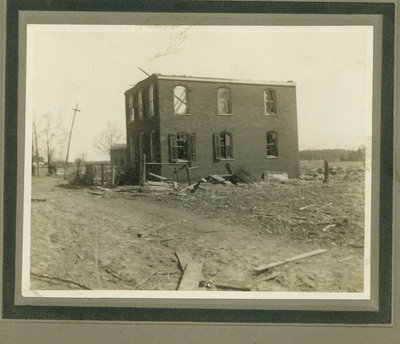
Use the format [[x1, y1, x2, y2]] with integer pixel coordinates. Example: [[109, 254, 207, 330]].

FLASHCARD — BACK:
[[175, 250, 193, 270], [148, 172, 167, 181], [178, 262, 203, 290], [214, 280, 251, 291], [254, 249, 328, 273]]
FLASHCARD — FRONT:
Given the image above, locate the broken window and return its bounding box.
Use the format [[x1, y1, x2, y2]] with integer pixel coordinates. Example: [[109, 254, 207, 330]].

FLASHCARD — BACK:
[[137, 91, 143, 118], [264, 89, 277, 115], [149, 130, 157, 162], [266, 131, 279, 157], [148, 84, 155, 117], [168, 132, 196, 162], [213, 131, 233, 160], [174, 86, 188, 115], [217, 87, 232, 114], [128, 94, 135, 121]]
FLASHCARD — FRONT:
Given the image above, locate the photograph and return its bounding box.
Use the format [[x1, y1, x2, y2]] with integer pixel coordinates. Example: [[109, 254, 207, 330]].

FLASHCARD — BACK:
[[25, 24, 372, 298]]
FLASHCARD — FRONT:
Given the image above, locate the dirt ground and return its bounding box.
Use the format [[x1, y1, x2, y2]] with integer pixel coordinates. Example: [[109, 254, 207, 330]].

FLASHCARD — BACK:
[[30, 161, 365, 293]]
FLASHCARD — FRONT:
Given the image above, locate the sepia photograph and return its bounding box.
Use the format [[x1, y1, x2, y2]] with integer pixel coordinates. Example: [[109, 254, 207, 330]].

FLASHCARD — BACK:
[[24, 24, 372, 298]]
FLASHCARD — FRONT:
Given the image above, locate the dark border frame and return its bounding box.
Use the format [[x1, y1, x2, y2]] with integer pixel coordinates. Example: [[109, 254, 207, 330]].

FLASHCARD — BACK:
[[3, 0, 394, 323]]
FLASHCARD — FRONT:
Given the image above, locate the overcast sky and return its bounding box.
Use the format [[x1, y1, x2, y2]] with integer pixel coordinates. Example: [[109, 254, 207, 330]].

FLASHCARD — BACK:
[[27, 25, 373, 161]]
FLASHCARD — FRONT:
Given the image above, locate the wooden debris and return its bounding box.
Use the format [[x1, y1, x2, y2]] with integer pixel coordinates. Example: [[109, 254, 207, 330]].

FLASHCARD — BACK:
[[253, 248, 328, 274], [175, 250, 193, 270], [256, 272, 280, 283], [207, 175, 231, 184], [31, 198, 47, 202], [299, 204, 318, 211], [225, 163, 257, 183], [213, 280, 251, 291], [134, 271, 156, 289], [31, 271, 91, 290], [177, 262, 203, 290], [148, 172, 167, 181], [322, 224, 336, 232]]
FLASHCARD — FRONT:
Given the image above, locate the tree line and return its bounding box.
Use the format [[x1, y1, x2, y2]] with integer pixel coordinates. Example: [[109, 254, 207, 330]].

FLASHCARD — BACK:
[[299, 148, 366, 162]]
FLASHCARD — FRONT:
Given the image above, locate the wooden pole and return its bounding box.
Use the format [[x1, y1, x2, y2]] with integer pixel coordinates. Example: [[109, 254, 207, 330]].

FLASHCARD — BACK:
[[111, 164, 115, 185], [185, 163, 191, 185], [323, 160, 329, 183], [139, 154, 146, 186], [101, 164, 104, 185], [64, 104, 81, 180]]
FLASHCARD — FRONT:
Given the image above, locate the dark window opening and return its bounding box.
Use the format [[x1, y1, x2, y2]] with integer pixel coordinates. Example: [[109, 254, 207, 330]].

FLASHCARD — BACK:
[[213, 131, 233, 160], [169, 132, 196, 162], [266, 131, 279, 157], [174, 86, 188, 114]]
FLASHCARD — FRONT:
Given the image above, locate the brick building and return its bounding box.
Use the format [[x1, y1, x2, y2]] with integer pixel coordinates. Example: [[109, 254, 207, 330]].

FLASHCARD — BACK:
[[124, 74, 299, 183]]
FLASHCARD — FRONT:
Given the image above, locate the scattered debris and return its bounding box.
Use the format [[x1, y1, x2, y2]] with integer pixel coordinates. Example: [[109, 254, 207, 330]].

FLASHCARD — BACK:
[[264, 171, 289, 182], [256, 272, 281, 283], [213, 280, 251, 291], [175, 250, 193, 271], [299, 204, 318, 211], [31, 271, 91, 290], [31, 198, 47, 202], [225, 163, 257, 183], [323, 224, 336, 232], [253, 248, 328, 274], [148, 172, 168, 181]]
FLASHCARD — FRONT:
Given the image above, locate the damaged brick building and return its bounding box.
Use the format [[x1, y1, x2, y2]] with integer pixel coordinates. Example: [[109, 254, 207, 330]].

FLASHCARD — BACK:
[[124, 74, 299, 182]]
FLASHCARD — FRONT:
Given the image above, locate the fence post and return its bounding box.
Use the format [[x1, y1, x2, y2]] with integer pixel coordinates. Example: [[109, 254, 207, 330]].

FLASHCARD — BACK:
[[111, 163, 115, 185], [101, 164, 104, 185], [139, 154, 146, 186], [185, 163, 191, 185], [323, 160, 329, 183]]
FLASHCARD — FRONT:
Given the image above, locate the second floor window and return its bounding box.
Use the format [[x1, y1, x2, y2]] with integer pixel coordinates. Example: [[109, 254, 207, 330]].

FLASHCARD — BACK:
[[137, 91, 143, 118], [217, 87, 232, 114], [213, 131, 233, 160], [128, 95, 135, 121], [174, 86, 188, 114], [148, 84, 155, 117], [264, 89, 277, 115]]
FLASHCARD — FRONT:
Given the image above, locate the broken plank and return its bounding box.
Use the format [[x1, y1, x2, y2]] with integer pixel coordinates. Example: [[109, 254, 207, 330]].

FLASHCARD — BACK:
[[256, 272, 280, 283], [175, 250, 193, 271], [299, 204, 318, 211], [214, 280, 251, 291], [178, 262, 203, 290], [148, 172, 167, 181], [253, 248, 328, 274]]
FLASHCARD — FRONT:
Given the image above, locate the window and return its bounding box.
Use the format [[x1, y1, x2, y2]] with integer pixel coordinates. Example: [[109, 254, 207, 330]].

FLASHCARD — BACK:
[[149, 130, 157, 162], [264, 89, 277, 115], [266, 131, 279, 157], [137, 91, 143, 118], [168, 132, 196, 162], [148, 84, 155, 117], [213, 131, 233, 160], [128, 94, 135, 121], [174, 86, 188, 114], [217, 87, 232, 114]]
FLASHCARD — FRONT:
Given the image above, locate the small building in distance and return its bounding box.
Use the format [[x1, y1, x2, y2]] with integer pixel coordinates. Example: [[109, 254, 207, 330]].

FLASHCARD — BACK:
[[124, 74, 299, 182], [110, 143, 127, 168]]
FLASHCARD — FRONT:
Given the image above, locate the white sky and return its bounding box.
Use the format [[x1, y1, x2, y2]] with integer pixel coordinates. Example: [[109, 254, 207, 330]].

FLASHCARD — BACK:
[[27, 25, 373, 161]]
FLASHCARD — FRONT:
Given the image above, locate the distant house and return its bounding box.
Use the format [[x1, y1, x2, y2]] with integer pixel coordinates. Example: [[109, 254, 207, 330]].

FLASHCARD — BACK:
[[110, 143, 127, 168], [124, 74, 299, 182]]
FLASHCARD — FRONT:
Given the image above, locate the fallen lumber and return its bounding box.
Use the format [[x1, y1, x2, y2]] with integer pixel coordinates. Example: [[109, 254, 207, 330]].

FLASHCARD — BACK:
[[256, 272, 281, 283], [299, 204, 318, 211], [175, 250, 193, 270], [225, 163, 257, 183], [213, 280, 251, 291], [31, 271, 91, 290], [177, 262, 203, 290], [148, 172, 167, 181], [253, 248, 328, 274]]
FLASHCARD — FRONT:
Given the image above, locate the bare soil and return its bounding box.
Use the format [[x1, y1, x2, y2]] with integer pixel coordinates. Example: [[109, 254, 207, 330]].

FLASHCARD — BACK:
[[30, 161, 365, 293]]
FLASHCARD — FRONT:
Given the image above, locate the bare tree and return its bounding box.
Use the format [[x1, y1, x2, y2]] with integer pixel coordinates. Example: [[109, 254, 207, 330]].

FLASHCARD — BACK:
[[34, 112, 67, 175], [93, 121, 123, 157]]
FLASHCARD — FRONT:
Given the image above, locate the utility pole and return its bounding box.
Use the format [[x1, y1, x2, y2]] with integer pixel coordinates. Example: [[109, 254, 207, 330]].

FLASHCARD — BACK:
[[33, 121, 40, 176], [64, 104, 81, 180]]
